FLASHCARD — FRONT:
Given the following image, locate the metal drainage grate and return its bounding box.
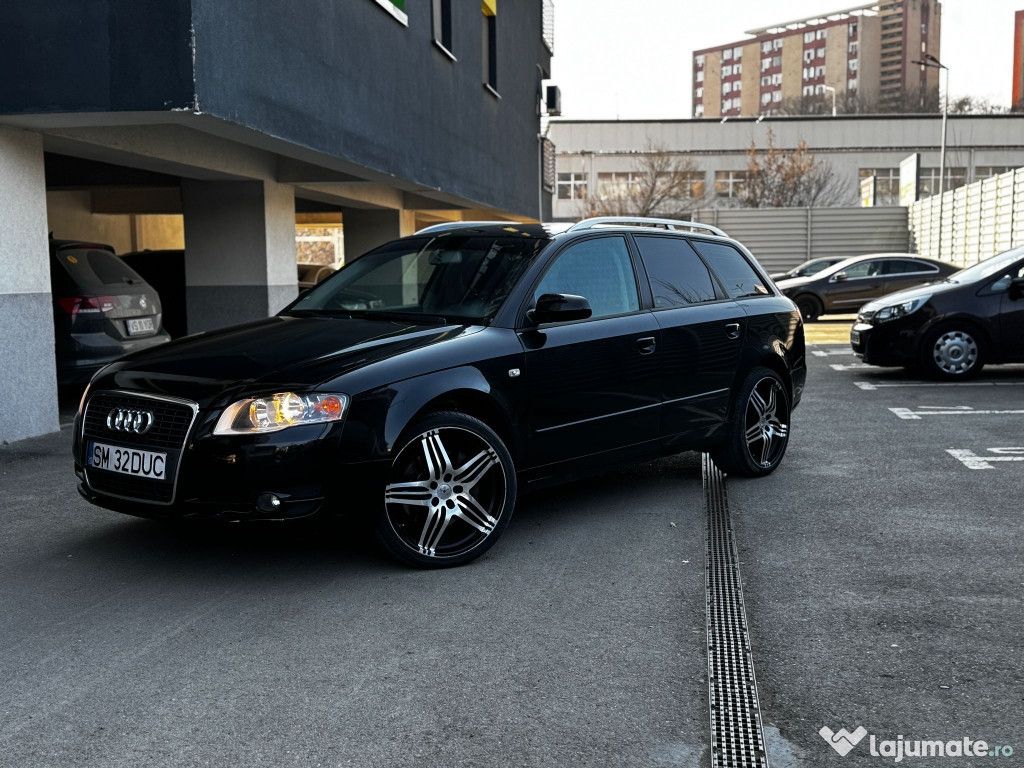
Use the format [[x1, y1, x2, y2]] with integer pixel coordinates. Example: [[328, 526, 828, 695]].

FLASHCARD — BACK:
[[703, 453, 769, 768]]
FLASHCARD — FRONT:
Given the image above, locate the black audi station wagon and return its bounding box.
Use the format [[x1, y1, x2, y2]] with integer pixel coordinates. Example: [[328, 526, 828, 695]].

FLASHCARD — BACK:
[[74, 218, 806, 567]]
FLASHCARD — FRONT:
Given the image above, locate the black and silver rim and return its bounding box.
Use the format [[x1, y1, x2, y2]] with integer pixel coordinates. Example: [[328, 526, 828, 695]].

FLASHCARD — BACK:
[[932, 330, 978, 375], [384, 427, 507, 559], [744, 377, 789, 469]]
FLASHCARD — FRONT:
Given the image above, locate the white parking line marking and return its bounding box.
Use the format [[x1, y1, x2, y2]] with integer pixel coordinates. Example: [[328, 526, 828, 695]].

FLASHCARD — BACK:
[[811, 349, 855, 357], [829, 363, 874, 371], [947, 447, 1024, 469], [890, 406, 1024, 420], [855, 380, 1024, 391]]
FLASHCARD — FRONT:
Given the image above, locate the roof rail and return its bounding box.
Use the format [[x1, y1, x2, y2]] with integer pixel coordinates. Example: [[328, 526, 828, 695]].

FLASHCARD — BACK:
[[414, 221, 516, 235], [565, 216, 728, 238]]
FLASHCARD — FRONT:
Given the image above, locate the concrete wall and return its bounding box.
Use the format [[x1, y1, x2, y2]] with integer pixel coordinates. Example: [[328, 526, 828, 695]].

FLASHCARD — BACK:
[[0, 128, 59, 442], [780, 35, 802, 103], [858, 15, 882, 105], [824, 27, 847, 98], [740, 42, 759, 115], [703, 52, 722, 118]]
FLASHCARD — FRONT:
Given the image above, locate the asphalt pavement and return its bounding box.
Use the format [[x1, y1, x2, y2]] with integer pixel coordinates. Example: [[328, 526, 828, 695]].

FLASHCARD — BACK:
[[3, 339, 1023, 767]]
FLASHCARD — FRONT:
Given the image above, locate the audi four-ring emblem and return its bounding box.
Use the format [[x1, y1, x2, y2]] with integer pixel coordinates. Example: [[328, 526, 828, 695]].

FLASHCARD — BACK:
[[107, 408, 154, 434]]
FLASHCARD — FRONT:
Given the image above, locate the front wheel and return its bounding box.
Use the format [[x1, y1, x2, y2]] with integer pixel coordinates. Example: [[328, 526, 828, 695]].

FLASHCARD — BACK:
[[711, 367, 791, 477], [377, 412, 516, 568], [921, 324, 985, 379]]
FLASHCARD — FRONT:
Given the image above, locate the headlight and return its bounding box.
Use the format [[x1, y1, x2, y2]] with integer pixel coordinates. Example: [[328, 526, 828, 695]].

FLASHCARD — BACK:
[[213, 392, 349, 435], [873, 295, 929, 324], [78, 382, 92, 416]]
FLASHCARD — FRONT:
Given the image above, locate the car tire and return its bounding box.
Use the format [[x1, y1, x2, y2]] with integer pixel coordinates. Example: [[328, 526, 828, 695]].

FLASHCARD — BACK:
[[921, 323, 986, 380], [794, 294, 823, 322], [711, 366, 791, 478], [377, 411, 517, 568]]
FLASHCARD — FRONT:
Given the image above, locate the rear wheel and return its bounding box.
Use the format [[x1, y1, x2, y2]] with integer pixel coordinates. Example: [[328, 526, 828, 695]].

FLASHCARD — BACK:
[[794, 294, 823, 323], [711, 367, 791, 477], [921, 324, 985, 379], [377, 412, 516, 568]]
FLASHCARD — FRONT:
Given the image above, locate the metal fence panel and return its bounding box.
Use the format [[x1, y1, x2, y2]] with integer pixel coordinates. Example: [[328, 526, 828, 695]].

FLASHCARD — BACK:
[[909, 166, 1023, 267], [690, 206, 909, 272]]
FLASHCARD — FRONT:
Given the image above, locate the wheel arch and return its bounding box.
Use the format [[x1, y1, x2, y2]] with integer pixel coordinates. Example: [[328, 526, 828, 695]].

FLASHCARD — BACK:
[[918, 313, 995, 354]]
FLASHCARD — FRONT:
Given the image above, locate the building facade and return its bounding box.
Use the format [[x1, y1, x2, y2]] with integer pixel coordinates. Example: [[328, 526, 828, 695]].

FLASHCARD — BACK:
[[0, 0, 553, 442], [1014, 10, 1024, 109], [550, 115, 1024, 220], [693, 0, 941, 118]]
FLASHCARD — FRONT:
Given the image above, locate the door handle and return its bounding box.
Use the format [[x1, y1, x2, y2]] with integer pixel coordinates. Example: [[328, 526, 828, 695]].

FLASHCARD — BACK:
[[636, 336, 657, 355], [725, 323, 741, 340]]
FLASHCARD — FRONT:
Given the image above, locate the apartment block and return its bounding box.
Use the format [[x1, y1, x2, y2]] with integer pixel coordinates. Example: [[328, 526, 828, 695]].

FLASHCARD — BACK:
[[1014, 10, 1024, 108], [693, 0, 941, 117]]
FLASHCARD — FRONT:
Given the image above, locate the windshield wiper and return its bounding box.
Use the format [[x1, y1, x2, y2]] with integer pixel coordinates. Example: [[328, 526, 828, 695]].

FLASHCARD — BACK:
[[345, 310, 449, 325]]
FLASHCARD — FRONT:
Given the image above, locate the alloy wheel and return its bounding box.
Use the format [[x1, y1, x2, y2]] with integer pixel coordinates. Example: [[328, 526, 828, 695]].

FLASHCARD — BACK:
[[931, 330, 978, 375], [744, 377, 790, 469], [384, 427, 507, 560]]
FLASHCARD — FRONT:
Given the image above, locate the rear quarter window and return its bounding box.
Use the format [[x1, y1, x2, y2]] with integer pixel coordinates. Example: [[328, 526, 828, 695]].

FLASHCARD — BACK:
[[690, 240, 770, 299]]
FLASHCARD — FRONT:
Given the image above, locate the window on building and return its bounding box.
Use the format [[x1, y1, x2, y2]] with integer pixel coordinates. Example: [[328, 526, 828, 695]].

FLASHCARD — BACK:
[[695, 54, 705, 68], [635, 237, 719, 307], [804, 50, 814, 63], [849, 59, 858, 71], [723, 81, 732, 94], [804, 31, 815, 43], [431, 0, 453, 53], [814, 83, 825, 95], [723, 48, 733, 60], [772, 55, 781, 66], [848, 41, 858, 55], [597, 172, 639, 197], [919, 167, 967, 197], [815, 65, 825, 77], [534, 237, 639, 320], [773, 38, 783, 50], [735, 47, 743, 59], [695, 104, 705, 116], [772, 90, 781, 102], [975, 166, 1015, 180], [761, 75, 771, 87], [849, 22, 858, 37], [696, 70, 704, 83], [679, 170, 706, 198], [556, 172, 587, 200], [848, 77, 858, 90], [715, 170, 749, 199], [816, 28, 828, 40], [734, 62, 742, 75], [761, 93, 772, 105], [816, 46, 825, 57], [482, 2, 497, 92], [803, 85, 814, 96], [723, 65, 733, 77], [762, 41, 772, 54], [761, 57, 772, 72], [691, 240, 769, 299], [772, 73, 782, 85], [696, 87, 703, 98], [859, 168, 900, 205]]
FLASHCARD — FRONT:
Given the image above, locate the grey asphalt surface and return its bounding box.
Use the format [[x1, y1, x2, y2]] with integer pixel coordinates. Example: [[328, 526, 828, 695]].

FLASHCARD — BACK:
[[4, 347, 1023, 767]]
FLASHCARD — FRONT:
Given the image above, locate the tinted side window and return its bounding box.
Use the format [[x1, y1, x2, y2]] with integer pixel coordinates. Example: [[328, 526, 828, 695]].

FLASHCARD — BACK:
[[534, 236, 639, 319], [634, 236, 718, 307], [690, 240, 769, 298], [841, 261, 878, 278], [884, 259, 937, 275]]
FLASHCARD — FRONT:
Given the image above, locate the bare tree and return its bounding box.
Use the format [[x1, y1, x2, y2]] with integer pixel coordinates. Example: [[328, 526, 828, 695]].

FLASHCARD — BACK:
[[580, 145, 706, 219], [741, 130, 849, 208]]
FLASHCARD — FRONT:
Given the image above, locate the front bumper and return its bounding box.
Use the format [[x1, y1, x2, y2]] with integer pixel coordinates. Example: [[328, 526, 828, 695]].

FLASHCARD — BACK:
[[850, 318, 919, 366], [73, 399, 390, 522]]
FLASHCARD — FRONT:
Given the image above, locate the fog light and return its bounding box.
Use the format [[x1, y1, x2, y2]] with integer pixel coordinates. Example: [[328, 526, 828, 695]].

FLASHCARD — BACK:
[[256, 493, 282, 513]]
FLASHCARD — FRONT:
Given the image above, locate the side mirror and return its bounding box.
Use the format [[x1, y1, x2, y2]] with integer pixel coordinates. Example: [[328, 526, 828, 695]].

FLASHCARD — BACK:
[[833, 271, 848, 282], [530, 293, 592, 325], [1009, 276, 1024, 300]]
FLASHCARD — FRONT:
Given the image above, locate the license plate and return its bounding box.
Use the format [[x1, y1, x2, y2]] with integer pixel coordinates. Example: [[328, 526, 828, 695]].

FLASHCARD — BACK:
[[88, 441, 167, 480], [126, 317, 155, 336], [850, 329, 861, 344]]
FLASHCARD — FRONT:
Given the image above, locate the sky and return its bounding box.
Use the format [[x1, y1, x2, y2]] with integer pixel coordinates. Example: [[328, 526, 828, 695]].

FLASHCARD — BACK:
[[550, 0, 1020, 119]]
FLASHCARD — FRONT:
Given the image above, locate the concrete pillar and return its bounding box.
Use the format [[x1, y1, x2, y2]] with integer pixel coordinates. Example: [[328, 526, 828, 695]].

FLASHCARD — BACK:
[[341, 208, 417, 264], [181, 179, 298, 333], [0, 128, 59, 443]]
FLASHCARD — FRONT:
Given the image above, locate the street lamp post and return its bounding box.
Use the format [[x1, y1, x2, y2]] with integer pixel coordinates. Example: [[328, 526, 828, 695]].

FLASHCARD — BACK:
[[913, 54, 949, 193], [823, 85, 837, 117]]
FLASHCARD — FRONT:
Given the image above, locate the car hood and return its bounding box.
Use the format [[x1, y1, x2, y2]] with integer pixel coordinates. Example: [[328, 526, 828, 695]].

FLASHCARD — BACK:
[[859, 279, 958, 312], [96, 315, 478, 407], [774, 276, 816, 292]]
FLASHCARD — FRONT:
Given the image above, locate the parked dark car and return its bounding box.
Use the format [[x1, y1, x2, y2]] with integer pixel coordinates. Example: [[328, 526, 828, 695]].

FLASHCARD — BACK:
[[50, 240, 170, 385], [770, 256, 846, 281], [73, 218, 806, 567], [851, 246, 1024, 378], [775, 253, 958, 321], [119, 250, 187, 338]]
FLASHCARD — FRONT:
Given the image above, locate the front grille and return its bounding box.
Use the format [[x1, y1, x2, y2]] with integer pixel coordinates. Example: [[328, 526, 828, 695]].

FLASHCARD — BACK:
[[82, 390, 198, 505], [83, 392, 195, 449]]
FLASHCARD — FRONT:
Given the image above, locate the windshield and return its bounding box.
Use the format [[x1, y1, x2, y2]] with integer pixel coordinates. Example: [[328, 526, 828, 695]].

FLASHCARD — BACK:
[[286, 233, 549, 323], [946, 246, 1024, 284]]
